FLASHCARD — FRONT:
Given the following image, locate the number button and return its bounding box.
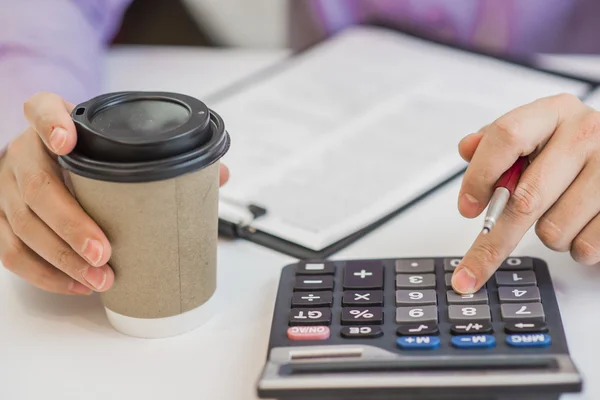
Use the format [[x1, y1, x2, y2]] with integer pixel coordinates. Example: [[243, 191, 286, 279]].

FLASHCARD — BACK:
[[292, 291, 333, 307], [495, 271, 537, 286], [395, 289, 437, 306], [395, 259, 435, 273], [443, 258, 462, 272], [396, 305, 438, 324], [446, 289, 488, 305], [341, 307, 383, 325], [448, 305, 491, 323], [498, 286, 540, 303], [342, 290, 383, 306], [396, 274, 436, 289], [501, 303, 545, 321], [445, 273, 453, 288], [498, 257, 534, 270], [294, 276, 334, 291], [340, 326, 383, 338], [289, 308, 332, 326], [343, 262, 384, 289]]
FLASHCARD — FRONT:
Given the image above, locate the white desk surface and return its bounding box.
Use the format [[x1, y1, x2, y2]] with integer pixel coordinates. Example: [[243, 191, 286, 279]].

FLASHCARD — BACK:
[[1, 47, 599, 400]]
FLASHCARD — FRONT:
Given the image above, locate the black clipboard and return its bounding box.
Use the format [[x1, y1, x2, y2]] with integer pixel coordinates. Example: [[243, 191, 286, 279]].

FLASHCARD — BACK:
[[207, 22, 599, 261]]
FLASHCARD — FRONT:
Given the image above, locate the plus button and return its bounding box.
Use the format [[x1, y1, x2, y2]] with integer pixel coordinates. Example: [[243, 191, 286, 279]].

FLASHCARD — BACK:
[[353, 269, 373, 279]]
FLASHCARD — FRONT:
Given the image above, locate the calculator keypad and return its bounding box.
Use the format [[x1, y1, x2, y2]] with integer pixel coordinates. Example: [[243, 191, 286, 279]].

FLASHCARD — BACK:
[[286, 257, 551, 351]]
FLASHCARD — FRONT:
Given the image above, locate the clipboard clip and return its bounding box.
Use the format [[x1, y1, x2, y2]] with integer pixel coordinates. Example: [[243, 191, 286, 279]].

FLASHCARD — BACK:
[[218, 196, 267, 233]]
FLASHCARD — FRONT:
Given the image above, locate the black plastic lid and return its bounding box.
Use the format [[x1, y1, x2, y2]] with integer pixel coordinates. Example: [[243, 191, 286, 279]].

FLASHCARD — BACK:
[[58, 91, 230, 183]]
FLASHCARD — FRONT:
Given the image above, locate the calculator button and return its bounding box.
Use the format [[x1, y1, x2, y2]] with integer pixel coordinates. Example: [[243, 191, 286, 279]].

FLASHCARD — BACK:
[[395, 259, 434, 273], [287, 326, 330, 340], [504, 321, 548, 334], [397, 336, 440, 350], [498, 286, 540, 303], [506, 333, 551, 348], [396, 306, 438, 324], [295, 262, 335, 275], [341, 307, 383, 325], [342, 290, 383, 306], [445, 273, 453, 288], [450, 322, 493, 335], [498, 257, 534, 270], [343, 263, 384, 289], [289, 308, 332, 326], [501, 303, 545, 321], [495, 271, 537, 286], [446, 289, 488, 305], [396, 274, 436, 289], [451, 335, 495, 349], [340, 326, 383, 339], [397, 323, 439, 336], [291, 292, 333, 307], [443, 258, 462, 272], [395, 289, 437, 306], [448, 305, 491, 323], [294, 276, 334, 291]]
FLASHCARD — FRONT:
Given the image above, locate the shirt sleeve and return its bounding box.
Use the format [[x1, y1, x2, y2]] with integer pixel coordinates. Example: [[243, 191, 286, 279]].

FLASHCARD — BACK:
[[0, 0, 133, 149]]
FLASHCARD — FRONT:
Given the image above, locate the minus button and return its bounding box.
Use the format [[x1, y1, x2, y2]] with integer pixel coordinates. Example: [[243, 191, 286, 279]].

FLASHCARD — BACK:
[[294, 275, 334, 291]]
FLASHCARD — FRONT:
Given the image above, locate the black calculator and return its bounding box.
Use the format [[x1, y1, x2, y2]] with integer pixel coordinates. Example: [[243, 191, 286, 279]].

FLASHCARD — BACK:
[[256, 257, 582, 400]]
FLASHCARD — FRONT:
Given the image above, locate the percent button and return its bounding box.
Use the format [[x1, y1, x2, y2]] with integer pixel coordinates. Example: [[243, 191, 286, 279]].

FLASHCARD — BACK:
[[341, 307, 383, 325]]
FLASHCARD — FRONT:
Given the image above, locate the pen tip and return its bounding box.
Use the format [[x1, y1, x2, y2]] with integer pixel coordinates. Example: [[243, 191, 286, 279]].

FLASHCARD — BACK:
[[481, 227, 489, 235]]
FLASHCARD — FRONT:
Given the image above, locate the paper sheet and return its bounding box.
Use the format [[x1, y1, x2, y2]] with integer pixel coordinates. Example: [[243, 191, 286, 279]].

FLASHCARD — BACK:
[[210, 26, 592, 251]]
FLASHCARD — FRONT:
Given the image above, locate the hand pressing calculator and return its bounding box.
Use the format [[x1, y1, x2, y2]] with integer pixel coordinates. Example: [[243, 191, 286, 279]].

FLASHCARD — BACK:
[[256, 257, 582, 400]]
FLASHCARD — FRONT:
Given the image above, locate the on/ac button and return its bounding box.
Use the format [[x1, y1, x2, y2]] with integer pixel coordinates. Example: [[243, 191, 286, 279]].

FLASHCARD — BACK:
[[287, 326, 330, 341]]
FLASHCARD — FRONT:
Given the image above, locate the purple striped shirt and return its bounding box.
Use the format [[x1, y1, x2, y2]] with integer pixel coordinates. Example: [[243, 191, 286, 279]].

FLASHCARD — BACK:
[[1, 0, 600, 149]]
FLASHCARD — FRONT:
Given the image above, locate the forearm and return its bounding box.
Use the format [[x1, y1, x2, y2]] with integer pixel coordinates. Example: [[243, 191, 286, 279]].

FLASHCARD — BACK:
[[0, 0, 132, 149]]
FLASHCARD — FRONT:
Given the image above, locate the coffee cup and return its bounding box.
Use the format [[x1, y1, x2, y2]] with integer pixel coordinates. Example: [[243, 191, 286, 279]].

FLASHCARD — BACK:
[[58, 91, 230, 338]]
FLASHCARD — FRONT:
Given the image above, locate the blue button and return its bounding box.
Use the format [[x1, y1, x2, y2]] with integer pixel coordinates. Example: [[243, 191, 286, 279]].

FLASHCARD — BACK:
[[397, 336, 440, 350], [506, 333, 551, 348], [451, 335, 495, 349]]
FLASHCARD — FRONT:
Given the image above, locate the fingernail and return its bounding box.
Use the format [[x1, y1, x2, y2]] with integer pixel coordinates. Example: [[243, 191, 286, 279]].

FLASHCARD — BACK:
[[459, 193, 480, 216], [83, 266, 107, 290], [452, 267, 477, 294], [68, 280, 93, 295], [82, 238, 103, 266], [49, 127, 67, 152], [463, 193, 479, 206]]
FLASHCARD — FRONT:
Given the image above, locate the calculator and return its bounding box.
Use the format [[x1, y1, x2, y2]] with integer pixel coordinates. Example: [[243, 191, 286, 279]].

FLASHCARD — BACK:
[[256, 257, 582, 400]]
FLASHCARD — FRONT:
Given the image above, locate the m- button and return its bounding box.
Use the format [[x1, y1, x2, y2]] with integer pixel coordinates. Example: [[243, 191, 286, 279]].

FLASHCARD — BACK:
[[344, 263, 384, 289]]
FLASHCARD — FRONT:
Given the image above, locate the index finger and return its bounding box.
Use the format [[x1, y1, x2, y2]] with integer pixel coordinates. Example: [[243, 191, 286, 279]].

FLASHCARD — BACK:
[[23, 92, 77, 155]]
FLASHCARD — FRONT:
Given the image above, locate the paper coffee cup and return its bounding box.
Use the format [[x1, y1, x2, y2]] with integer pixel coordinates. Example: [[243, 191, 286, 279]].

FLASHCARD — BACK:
[[58, 92, 230, 338]]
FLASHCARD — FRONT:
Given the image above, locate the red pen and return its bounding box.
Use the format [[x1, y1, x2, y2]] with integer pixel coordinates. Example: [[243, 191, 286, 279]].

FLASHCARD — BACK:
[[481, 156, 528, 234]]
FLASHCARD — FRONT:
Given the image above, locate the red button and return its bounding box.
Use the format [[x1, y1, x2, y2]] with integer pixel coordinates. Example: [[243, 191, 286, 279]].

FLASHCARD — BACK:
[[287, 326, 330, 340]]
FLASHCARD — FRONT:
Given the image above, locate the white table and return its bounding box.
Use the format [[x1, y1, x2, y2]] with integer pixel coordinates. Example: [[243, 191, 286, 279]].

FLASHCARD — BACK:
[[1, 46, 599, 400]]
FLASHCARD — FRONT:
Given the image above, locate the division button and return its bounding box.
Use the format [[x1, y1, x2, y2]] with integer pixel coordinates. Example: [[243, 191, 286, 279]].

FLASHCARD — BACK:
[[294, 275, 334, 291], [498, 286, 540, 303], [498, 257, 534, 270], [495, 270, 537, 286], [295, 262, 335, 275], [448, 305, 491, 323], [506, 333, 551, 348], [342, 290, 383, 306], [504, 321, 548, 334], [289, 308, 332, 326], [501, 303, 545, 321], [451, 335, 496, 349], [396, 289, 437, 306], [396, 274, 436, 289], [397, 336, 440, 350], [397, 323, 439, 336], [341, 307, 383, 325], [340, 326, 383, 339], [287, 326, 331, 340], [343, 262, 384, 289], [446, 289, 488, 305], [291, 291, 333, 307], [450, 322, 493, 335], [395, 259, 435, 273], [443, 258, 462, 272], [396, 305, 438, 324]]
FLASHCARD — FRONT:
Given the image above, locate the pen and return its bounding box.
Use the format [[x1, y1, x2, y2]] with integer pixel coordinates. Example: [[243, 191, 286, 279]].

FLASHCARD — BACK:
[[481, 156, 529, 234]]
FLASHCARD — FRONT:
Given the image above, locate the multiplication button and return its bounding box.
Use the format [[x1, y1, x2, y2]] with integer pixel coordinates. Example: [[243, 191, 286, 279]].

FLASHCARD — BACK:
[[294, 276, 334, 291], [292, 292, 333, 307], [501, 303, 545, 321], [396, 306, 438, 324], [495, 271, 537, 286], [343, 290, 383, 306], [341, 307, 383, 325], [395, 259, 434, 274], [498, 286, 540, 303], [343, 262, 383, 289], [289, 308, 332, 326], [396, 274, 436, 289]]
